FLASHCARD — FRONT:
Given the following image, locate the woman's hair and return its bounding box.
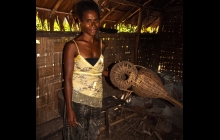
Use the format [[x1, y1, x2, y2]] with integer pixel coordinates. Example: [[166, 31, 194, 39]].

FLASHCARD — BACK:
[[75, 0, 100, 21]]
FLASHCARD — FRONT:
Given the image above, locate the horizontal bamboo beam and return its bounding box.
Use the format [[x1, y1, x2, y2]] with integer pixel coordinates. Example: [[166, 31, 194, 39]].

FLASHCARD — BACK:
[[36, 7, 76, 17]]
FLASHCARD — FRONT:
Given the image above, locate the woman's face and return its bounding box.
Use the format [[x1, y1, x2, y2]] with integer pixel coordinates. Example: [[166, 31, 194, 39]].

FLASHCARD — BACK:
[[80, 10, 100, 36]]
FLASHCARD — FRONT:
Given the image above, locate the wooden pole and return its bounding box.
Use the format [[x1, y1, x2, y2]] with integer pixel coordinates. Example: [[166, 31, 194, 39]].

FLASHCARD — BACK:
[[100, 6, 119, 23], [50, 0, 64, 17], [158, 12, 164, 35], [134, 7, 143, 65]]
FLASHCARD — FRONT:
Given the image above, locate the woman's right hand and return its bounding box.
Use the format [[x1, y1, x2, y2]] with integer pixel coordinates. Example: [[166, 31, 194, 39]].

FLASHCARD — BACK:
[[67, 108, 77, 127]]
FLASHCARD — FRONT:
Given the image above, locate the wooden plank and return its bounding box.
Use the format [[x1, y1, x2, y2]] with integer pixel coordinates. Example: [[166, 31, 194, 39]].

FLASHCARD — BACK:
[[36, 117, 63, 139], [36, 106, 47, 125], [38, 78, 47, 97], [54, 53, 62, 76], [46, 39, 55, 57], [46, 75, 62, 84], [46, 102, 60, 121], [37, 66, 54, 78], [36, 37, 41, 57], [53, 82, 63, 91], [54, 91, 60, 105], [46, 55, 54, 66], [54, 99, 60, 116], [36, 44, 41, 57], [47, 84, 55, 103], [36, 56, 46, 67], [40, 37, 48, 57], [36, 94, 47, 108], [54, 64, 62, 76], [46, 103, 56, 122]]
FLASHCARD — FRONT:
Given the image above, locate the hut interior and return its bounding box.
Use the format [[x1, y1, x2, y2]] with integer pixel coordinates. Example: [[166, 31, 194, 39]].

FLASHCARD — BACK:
[[36, 0, 183, 139]]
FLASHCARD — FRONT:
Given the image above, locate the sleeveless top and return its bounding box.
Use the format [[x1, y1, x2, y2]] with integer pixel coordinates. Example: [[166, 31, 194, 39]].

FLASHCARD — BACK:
[[71, 39, 104, 108]]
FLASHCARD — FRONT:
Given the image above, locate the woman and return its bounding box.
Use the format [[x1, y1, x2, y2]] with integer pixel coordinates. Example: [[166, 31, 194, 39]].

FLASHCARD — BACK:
[[62, 0, 108, 140]]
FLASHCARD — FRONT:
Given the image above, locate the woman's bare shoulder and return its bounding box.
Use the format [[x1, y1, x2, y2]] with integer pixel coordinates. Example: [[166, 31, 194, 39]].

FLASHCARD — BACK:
[[64, 39, 77, 48], [63, 39, 78, 55]]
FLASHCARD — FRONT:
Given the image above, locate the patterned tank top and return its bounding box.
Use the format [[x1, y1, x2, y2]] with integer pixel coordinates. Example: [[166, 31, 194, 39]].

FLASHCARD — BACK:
[[71, 39, 104, 108]]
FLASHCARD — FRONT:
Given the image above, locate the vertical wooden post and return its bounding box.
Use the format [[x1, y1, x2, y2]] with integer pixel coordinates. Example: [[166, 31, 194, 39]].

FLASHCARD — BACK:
[[158, 12, 164, 35], [134, 7, 143, 65], [50, 15, 55, 31]]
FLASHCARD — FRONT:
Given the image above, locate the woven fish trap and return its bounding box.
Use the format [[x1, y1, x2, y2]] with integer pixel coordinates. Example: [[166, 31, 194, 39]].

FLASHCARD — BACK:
[[132, 66, 183, 108], [109, 61, 138, 90]]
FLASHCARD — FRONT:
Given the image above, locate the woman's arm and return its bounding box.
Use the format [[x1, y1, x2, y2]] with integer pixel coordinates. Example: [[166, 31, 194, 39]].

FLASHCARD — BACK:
[[102, 70, 109, 76], [63, 41, 77, 127]]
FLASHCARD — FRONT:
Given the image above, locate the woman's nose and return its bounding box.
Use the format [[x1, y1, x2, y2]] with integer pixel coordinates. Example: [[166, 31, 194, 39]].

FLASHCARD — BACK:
[[91, 21, 95, 26]]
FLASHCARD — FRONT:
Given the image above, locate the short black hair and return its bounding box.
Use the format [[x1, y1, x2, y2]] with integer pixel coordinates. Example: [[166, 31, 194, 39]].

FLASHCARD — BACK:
[[75, 0, 100, 21]]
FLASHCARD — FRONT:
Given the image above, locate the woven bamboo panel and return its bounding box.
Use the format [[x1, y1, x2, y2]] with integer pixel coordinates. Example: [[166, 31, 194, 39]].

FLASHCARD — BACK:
[[45, 102, 56, 121], [45, 75, 61, 84], [36, 94, 47, 108], [37, 78, 46, 97], [158, 8, 183, 79], [36, 56, 46, 67], [138, 34, 160, 71], [46, 39, 55, 56], [37, 66, 54, 78], [36, 105, 47, 124], [36, 99, 60, 124], [36, 28, 183, 124], [54, 53, 63, 77], [36, 37, 47, 57], [100, 33, 136, 64], [36, 36, 68, 125], [53, 82, 63, 91], [54, 42, 65, 52], [46, 83, 55, 103]]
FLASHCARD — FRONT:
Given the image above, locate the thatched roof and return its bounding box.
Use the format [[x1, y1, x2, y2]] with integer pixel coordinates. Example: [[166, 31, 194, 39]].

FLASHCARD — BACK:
[[36, 0, 183, 31]]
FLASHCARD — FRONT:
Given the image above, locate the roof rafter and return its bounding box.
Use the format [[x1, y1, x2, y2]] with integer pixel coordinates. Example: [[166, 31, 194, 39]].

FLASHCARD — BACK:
[[100, 5, 121, 23], [114, 0, 141, 25], [50, 0, 64, 17], [118, 0, 151, 23]]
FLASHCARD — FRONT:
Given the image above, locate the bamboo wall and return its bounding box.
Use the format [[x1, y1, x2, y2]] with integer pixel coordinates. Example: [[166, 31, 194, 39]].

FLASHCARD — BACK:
[[36, 32, 137, 125], [138, 34, 161, 71], [36, 35, 71, 125], [36, 6, 183, 125], [158, 7, 183, 78]]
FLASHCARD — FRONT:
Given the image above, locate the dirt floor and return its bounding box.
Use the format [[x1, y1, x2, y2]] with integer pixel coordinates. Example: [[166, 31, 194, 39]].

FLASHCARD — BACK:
[[37, 98, 183, 140], [44, 124, 183, 140], [37, 109, 183, 140]]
